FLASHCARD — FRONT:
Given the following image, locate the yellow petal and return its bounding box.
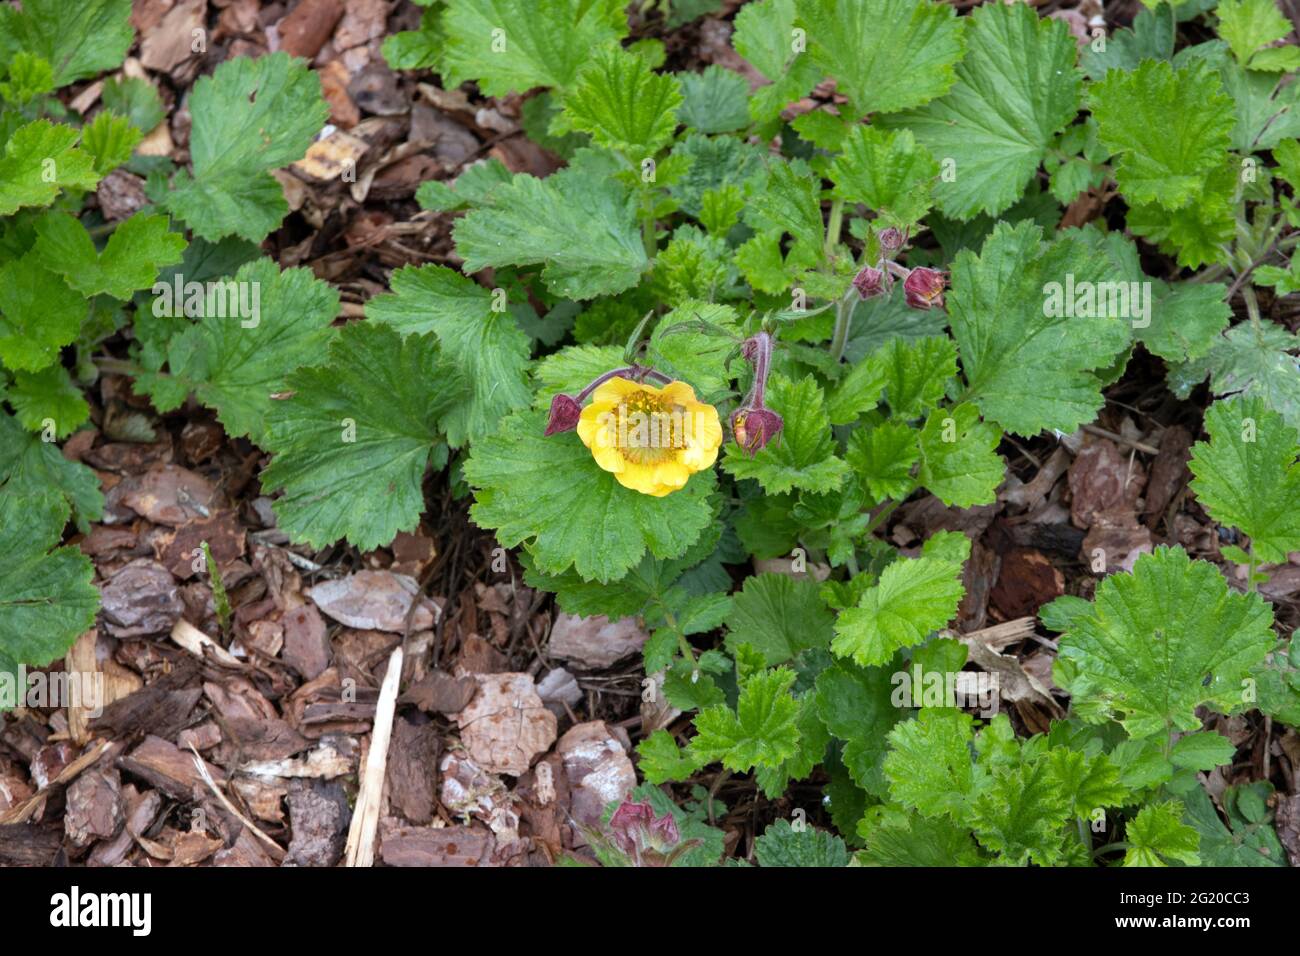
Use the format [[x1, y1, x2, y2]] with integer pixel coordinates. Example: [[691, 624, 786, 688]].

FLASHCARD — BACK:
[[576, 400, 615, 448], [653, 459, 693, 490], [614, 461, 668, 495], [589, 376, 645, 404], [590, 439, 626, 474], [660, 380, 699, 406]]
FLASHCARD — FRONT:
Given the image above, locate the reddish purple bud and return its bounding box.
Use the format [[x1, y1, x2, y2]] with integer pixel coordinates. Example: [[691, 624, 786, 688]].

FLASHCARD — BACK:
[[647, 810, 680, 850], [608, 800, 655, 855], [903, 266, 947, 311], [731, 406, 783, 456], [852, 265, 887, 300], [878, 227, 906, 251], [544, 393, 582, 436]]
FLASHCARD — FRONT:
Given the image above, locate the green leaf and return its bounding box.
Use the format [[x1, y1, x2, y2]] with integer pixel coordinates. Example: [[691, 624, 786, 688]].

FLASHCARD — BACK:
[[1046, 748, 1129, 819], [814, 660, 906, 795], [754, 819, 850, 866], [0, 120, 100, 216], [676, 65, 750, 134], [722, 374, 849, 494], [141, 259, 338, 444], [1124, 801, 1200, 867], [742, 159, 824, 254], [1090, 59, 1234, 210], [1141, 281, 1232, 363], [1182, 784, 1287, 866], [794, 0, 965, 118], [949, 221, 1133, 437], [883, 709, 976, 818], [453, 164, 647, 300], [826, 352, 885, 426], [970, 759, 1069, 865], [465, 409, 717, 582], [689, 667, 801, 772], [646, 302, 740, 398], [916, 403, 1003, 508], [163, 53, 328, 243], [1170, 322, 1300, 432], [0, 252, 86, 372], [876, 336, 957, 420], [365, 264, 531, 447], [101, 76, 165, 132], [1170, 731, 1237, 770], [80, 109, 140, 173], [877, 2, 1080, 220], [828, 125, 937, 228], [859, 813, 984, 866], [0, 0, 132, 86], [439, 0, 628, 96], [636, 729, 704, 784], [0, 52, 54, 104], [563, 45, 682, 157], [725, 573, 834, 666], [34, 212, 185, 300], [1056, 547, 1276, 737], [732, 0, 821, 125], [832, 532, 970, 667], [1189, 395, 1300, 563], [7, 365, 89, 439], [261, 323, 464, 551], [0, 494, 98, 693], [845, 421, 918, 501], [1217, 0, 1294, 68], [1081, 5, 1175, 79], [0, 412, 103, 526]]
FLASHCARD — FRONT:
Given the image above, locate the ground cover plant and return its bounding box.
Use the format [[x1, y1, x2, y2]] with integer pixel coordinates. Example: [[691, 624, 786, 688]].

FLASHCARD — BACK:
[[1, 0, 1299, 868]]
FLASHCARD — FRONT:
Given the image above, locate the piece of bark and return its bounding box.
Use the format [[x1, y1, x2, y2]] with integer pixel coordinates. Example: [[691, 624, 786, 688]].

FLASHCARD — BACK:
[[99, 559, 185, 637], [277, 0, 345, 58], [283, 778, 350, 867], [1144, 424, 1193, 528], [90, 675, 202, 743], [1068, 438, 1146, 529], [549, 613, 649, 669], [64, 767, 124, 848], [379, 824, 494, 867], [454, 673, 557, 777], [0, 825, 61, 865], [319, 60, 360, 127], [400, 669, 477, 714], [213, 826, 278, 867], [386, 718, 439, 825], [989, 548, 1064, 621], [154, 511, 246, 579], [139, 0, 205, 74], [170, 829, 224, 866], [556, 721, 636, 829], [118, 735, 225, 802], [456, 634, 508, 674], [307, 570, 435, 632], [282, 604, 331, 679], [120, 464, 219, 527]]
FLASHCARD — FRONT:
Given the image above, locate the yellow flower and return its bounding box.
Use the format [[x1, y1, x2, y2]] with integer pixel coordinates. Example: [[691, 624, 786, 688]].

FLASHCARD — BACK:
[[576, 377, 723, 497]]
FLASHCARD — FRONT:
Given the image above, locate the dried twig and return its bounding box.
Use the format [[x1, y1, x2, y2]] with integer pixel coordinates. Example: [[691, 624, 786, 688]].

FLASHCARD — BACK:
[[344, 646, 404, 867]]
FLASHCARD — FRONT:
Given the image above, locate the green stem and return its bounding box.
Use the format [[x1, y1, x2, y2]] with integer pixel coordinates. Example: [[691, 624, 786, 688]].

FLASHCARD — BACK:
[[828, 285, 858, 363], [863, 499, 899, 539], [824, 198, 844, 262], [1092, 840, 1132, 859]]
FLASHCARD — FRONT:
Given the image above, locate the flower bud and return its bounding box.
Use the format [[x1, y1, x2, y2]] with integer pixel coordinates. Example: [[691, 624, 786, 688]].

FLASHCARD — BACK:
[[731, 406, 784, 455], [903, 266, 947, 310], [878, 227, 906, 251], [852, 265, 886, 300], [543, 393, 582, 436]]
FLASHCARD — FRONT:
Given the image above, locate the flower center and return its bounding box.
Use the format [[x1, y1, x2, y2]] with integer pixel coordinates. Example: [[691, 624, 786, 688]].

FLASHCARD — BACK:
[[604, 391, 691, 466]]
